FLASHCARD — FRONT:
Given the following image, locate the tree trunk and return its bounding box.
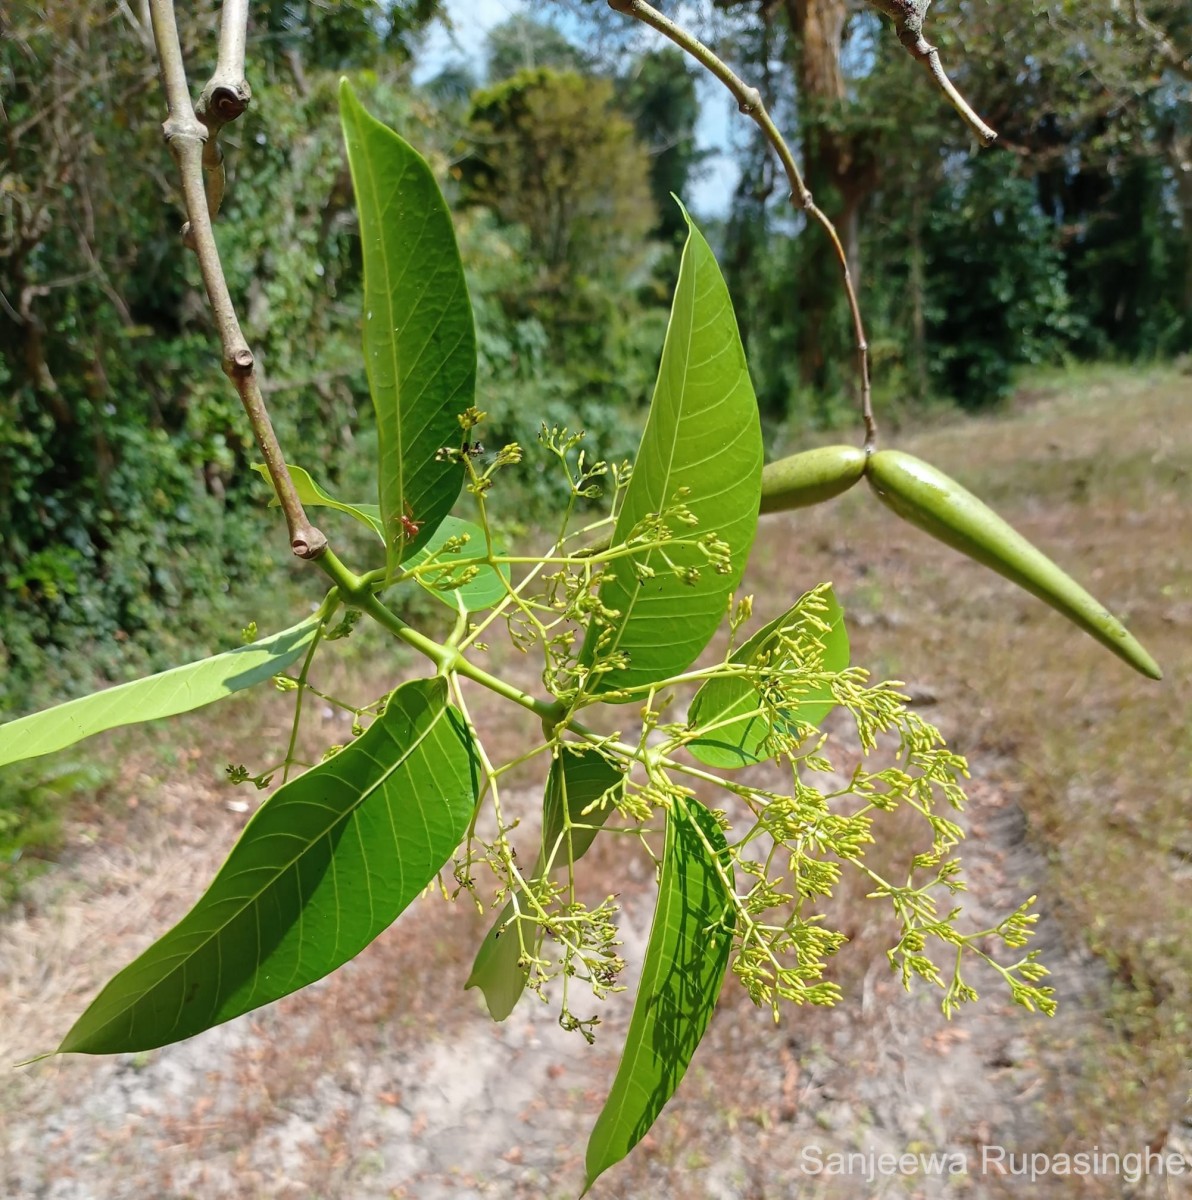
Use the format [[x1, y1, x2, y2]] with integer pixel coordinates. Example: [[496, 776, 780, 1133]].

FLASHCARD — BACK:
[[1175, 131, 1192, 324], [909, 191, 929, 399], [783, 0, 879, 388]]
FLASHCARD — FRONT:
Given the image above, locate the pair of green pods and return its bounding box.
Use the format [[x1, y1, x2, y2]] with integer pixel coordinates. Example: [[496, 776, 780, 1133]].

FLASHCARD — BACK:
[[760, 444, 1161, 681]]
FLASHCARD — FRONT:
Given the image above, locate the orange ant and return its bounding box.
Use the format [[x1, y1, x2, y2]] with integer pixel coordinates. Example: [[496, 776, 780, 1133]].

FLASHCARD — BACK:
[[400, 500, 422, 541]]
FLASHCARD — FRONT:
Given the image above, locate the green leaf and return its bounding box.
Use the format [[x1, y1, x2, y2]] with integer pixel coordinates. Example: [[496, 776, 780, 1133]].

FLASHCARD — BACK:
[[535, 746, 624, 875], [58, 678, 478, 1055], [406, 516, 512, 614], [252, 462, 383, 539], [254, 462, 507, 612], [581, 207, 762, 698], [0, 615, 323, 770], [687, 586, 849, 769], [584, 795, 735, 1192], [466, 747, 624, 1021], [339, 80, 475, 573]]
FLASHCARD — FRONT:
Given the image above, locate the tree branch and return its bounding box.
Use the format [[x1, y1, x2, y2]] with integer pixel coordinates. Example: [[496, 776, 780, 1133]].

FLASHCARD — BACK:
[[607, 0, 876, 447], [147, 0, 326, 559], [1127, 0, 1192, 84], [192, 0, 252, 224], [863, 1, 997, 145]]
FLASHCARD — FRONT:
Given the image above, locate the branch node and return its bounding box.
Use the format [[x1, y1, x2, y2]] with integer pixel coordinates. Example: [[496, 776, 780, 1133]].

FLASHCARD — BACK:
[[292, 529, 329, 560], [227, 348, 255, 378], [897, 27, 927, 53], [201, 81, 252, 126], [894, 28, 998, 146], [162, 114, 206, 147], [738, 86, 763, 115]]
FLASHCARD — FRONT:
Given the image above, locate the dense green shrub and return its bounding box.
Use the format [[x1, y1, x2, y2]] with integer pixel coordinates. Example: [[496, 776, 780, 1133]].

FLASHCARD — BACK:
[[921, 155, 1080, 407]]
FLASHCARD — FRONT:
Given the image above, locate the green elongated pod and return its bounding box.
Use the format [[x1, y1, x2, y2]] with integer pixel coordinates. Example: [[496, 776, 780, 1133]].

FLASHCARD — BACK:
[[760, 445, 868, 513], [865, 450, 1162, 680]]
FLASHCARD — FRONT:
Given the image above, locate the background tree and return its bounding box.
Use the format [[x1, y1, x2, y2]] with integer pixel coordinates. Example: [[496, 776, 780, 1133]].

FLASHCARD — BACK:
[[484, 12, 592, 81], [458, 61, 666, 477], [695, 0, 1191, 415], [2, 0, 1188, 710], [0, 1, 440, 712], [463, 67, 656, 279], [619, 47, 704, 247]]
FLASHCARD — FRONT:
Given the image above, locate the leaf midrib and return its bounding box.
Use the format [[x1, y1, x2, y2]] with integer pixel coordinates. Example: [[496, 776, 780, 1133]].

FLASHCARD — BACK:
[[601, 248, 700, 661], [587, 797, 730, 1170], [348, 101, 412, 562]]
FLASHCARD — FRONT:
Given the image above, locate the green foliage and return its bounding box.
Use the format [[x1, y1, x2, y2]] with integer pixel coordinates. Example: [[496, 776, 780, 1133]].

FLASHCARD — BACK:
[[403, 516, 514, 612], [340, 80, 474, 570], [619, 48, 705, 246], [723, 194, 856, 423], [484, 14, 591, 83], [920, 156, 1079, 406], [579, 209, 763, 698], [463, 68, 657, 278], [735, 151, 1079, 415], [255, 0, 441, 68], [252, 461, 385, 539], [584, 795, 735, 1192], [717, 0, 1190, 419], [253, 459, 511, 610], [1064, 156, 1190, 359], [0, 8, 699, 727], [59, 677, 479, 1054], [0, 391, 278, 714], [0, 613, 325, 769], [12, 5, 1180, 1184], [0, 18, 348, 715], [459, 209, 660, 520], [687, 585, 848, 769], [0, 759, 108, 908], [467, 746, 623, 1020]]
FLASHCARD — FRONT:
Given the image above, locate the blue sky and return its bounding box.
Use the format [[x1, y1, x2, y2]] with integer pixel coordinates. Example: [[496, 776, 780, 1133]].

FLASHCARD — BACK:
[[414, 0, 739, 217]]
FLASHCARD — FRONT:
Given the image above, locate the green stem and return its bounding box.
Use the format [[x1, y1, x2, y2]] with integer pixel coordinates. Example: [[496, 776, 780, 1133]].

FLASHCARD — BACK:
[[316, 546, 565, 722], [606, 0, 875, 445], [281, 625, 322, 784], [445, 602, 470, 651], [147, 0, 324, 557]]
